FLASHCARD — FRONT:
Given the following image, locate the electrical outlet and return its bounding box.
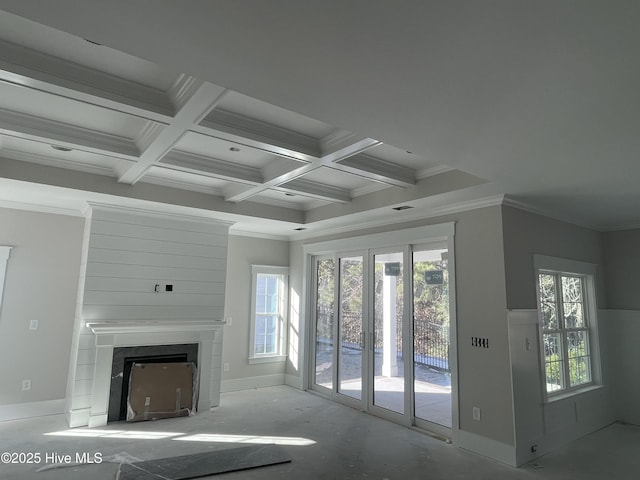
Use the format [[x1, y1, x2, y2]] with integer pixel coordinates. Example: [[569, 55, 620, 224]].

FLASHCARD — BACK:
[[22, 379, 31, 391], [472, 406, 481, 421], [223, 362, 230, 372], [29, 319, 39, 331], [226, 317, 233, 325]]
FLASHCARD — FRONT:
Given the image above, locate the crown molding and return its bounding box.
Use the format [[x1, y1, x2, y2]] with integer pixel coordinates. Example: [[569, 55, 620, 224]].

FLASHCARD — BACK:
[[416, 164, 455, 180], [293, 194, 506, 241], [0, 198, 83, 217], [204, 109, 320, 158], [161, 150, 263, 185], [501, 197, 601, 231], [279, 178, 351, 203], [0, 146, 117, 177], [598, 223, 640, 232], [167, 74, 203, 112], [134, 121, 164, 152], [0, 107, 140, 159], [139, 173, 224, 196], [0, 39, 175, 120], [320, 129, 364, 154], [84, 201, 235, 227], [351, 182, 389, 198], [229, 229, 290, 241], [336, 153, 415, 187]]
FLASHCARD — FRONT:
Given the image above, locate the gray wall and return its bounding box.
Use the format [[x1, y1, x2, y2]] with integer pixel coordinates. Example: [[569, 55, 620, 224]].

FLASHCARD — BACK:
[[295, 206, 515, 447], [603, 229, 640, 310], [0, 207, 83, 406], [501, 205, 606, 309], [602, 229, 640, 425], [502, 206, 614, 464], [222, 235, 290, 389]]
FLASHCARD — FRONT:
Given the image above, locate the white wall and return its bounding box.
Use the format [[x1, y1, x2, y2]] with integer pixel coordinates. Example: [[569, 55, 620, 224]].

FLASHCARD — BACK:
[[0, 207, 83, 420], [286, 240, 304, 389], [221, 234, 290, 392], [67, 203, 230, 426]]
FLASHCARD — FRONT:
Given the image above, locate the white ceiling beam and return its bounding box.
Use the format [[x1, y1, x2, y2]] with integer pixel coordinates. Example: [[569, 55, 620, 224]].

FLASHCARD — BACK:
[[224, 162, 319, 202], [334, 153, 416, 187], [0, 39, 174, 121], [196, 109, 320, 161], [225, 135, 381, 202], [117, 81, 227, 185], [0, 107, 139, 158], [159, 150, 263, 185]]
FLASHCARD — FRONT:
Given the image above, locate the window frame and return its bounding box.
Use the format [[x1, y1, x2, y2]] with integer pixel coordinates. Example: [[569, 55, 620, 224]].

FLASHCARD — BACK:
[[0, 246, 11, 315], [248, 265, 289, 364], [534, 255, 601, 401]]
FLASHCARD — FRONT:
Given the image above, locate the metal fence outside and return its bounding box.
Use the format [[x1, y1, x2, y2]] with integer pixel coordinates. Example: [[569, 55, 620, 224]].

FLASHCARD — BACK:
[[318, 312, 450, 372]]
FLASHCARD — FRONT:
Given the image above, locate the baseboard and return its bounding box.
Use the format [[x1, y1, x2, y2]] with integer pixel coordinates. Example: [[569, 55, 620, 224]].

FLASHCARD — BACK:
[[221, 374, 286, 393], [0, 399, 65, 422], [456, 429, 517, 467], [67, 408, 91, 428], [285, 373, 303, 390]]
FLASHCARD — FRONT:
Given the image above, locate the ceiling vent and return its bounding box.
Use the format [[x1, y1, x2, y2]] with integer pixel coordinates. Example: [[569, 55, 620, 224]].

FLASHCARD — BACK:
[[51, 145, 73, 152], [392, 205, 414, 211]]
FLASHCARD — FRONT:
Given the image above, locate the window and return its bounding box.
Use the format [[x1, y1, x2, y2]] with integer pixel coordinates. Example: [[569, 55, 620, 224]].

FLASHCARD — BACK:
[[249, 266, 289, 363], [535, 255, 599, 397]]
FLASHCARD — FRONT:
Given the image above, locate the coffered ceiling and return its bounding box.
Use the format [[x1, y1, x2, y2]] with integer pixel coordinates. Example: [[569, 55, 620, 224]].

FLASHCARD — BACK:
[[0, 8, 488, 236], [1, 2, 639, 235]]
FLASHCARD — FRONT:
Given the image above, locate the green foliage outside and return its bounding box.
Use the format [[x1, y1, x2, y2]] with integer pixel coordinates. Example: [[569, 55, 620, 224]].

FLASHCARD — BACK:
[[314, 255, 451, 361], [545, 344, 590, 390]]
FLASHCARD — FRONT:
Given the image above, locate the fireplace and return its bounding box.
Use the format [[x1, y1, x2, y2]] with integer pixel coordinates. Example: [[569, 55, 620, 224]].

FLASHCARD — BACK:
[[69, 319, 224, 428], [108, 344, 199, 422]]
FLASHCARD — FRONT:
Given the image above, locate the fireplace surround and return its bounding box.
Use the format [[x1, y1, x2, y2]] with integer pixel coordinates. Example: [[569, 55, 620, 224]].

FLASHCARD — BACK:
[[108, 343, 199, 422], [79, 319, 224, 428]]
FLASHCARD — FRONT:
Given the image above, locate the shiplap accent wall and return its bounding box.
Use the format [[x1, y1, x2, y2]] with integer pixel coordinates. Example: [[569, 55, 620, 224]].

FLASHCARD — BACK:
[[67, 203, 231, 427]]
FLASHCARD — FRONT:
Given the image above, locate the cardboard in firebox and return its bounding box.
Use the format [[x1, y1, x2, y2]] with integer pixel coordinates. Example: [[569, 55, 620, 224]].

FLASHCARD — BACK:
[[126, 362, 197, 422]]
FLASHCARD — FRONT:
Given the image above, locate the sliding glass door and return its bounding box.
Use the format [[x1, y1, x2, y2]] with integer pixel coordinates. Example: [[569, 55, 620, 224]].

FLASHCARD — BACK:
[[412, 246, 452, 429], [313, 256, 335, 391], [371, 250, 405, 415], [338, 255, 364, 401], [310, 238, 454, 434]]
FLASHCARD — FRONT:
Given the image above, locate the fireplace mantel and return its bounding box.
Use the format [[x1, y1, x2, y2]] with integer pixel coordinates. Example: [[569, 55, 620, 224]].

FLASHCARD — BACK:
[[87, 319, 226, 335], [80, 319, 225, 428]]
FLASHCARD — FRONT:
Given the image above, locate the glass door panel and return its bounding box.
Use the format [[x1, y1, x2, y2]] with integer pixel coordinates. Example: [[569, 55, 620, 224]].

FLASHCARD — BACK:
[[314, 257, 335, 390], [412, 248, 452, 427], [372, 252, 404, 414], [338, 255, 363, 400]]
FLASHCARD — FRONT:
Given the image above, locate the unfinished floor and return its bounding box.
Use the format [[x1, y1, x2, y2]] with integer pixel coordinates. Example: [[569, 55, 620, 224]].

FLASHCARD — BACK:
[[0, 385, 638, 479]]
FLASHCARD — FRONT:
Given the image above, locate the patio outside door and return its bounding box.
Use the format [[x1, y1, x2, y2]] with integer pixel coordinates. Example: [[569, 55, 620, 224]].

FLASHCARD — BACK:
[[371, 250, 405, 416], [311, 245, 452, 431], [337, 255, 364, 401]]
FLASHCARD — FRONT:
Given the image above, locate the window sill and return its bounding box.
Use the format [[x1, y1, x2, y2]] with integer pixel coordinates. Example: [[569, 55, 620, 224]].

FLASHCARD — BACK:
[[546, 384, 604, 403], [248, 355, 287, 365]]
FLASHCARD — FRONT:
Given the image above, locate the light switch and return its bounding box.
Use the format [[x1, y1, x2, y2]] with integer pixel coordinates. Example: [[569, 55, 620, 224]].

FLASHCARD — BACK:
[[29, 319, 39, 331]]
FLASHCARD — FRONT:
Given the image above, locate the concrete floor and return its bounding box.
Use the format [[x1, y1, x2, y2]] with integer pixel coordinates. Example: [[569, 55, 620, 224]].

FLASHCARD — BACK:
[[0, 385, 638, 479]]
